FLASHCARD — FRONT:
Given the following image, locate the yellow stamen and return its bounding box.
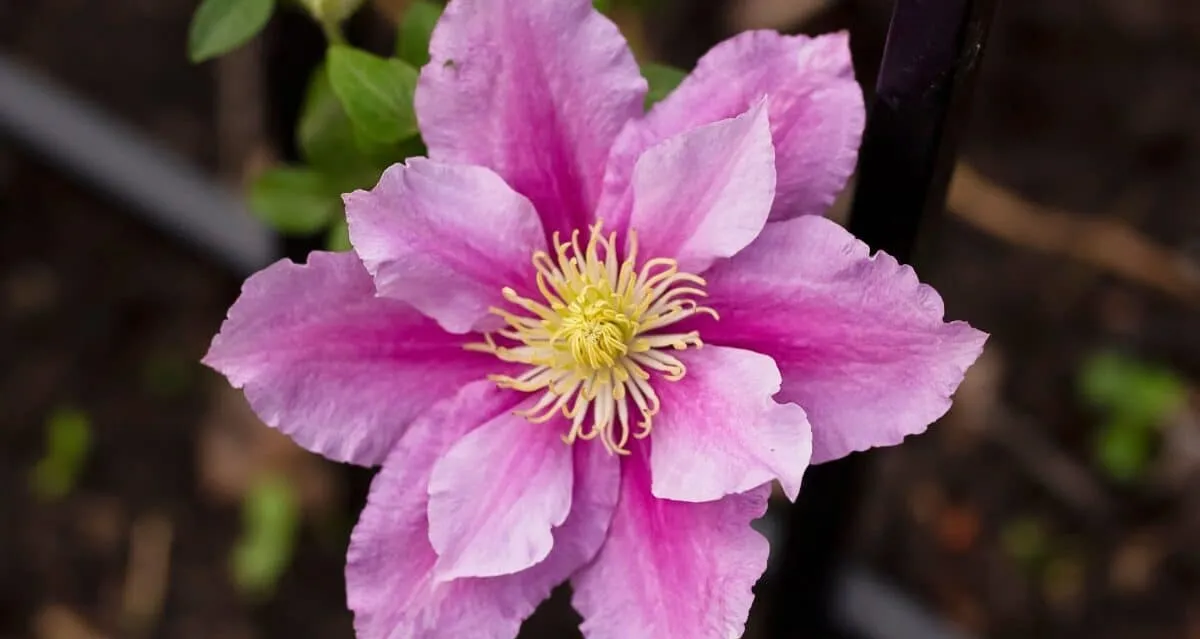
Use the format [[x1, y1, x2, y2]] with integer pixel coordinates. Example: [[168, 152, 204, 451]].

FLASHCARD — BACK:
[[466, 221, 716, 455]]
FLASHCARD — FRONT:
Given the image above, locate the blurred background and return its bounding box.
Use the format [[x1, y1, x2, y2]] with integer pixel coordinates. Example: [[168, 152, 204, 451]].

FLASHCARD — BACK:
[[2, 0, 1200, 638]]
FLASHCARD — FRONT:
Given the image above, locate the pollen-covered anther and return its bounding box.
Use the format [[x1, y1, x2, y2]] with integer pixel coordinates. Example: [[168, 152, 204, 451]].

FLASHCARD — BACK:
[[468, 221, 717, 454]]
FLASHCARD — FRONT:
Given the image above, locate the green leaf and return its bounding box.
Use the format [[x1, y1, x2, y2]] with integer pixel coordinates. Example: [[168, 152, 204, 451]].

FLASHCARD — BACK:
[[298, 0, 363, 26], [592, 0, 612, 13], [30, 407, 91, 501], [297, 64, 375, 171], [231, 475, 299, 598], [141, 354, 195, 398], [188, 0, 275, 63], [1000, 517, 1048, 569], [327, 46, 420, 143], [1095, 418, 1154, 482], [396, 1, 443, 68], [1079, 351, 1187, 427], [394, 134, 429, 161], [642, 62, 686, 109], [349, 125, 407, 166], [249, 167, 339, 235], [326, 218, 352, 252], [1079, 352, 1186, 483]]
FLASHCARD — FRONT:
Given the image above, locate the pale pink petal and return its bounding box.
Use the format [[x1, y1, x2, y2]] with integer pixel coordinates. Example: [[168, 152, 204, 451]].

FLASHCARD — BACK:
[[202, 251, 497, 466], [416, 0, 646, 237], [690, 216, 987, 463], [650, 346, 811, 501], [344, 158, 544, 334], [347, 381, 619, 639], [624, 100, 775, 274], [601, 31, 863, 224], [573, 451, 770, 639], [541, 437, 621, 579], [427, 405, 574, 580]]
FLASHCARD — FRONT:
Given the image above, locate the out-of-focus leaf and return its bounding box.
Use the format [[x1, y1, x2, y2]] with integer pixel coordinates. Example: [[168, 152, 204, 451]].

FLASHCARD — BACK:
[[141, 354, 195, 398], [593, 0, 612, 13], [298, 0, 363, 25], [188, 0, 275, 63], [326, 218, 352, 252], [231, 475, 299, 598], [249, 167, 339, 235], [1042, 551, 1086, 610], [397, 134, 429, 159], [1079, 352, 1186, 483], [1000, 516, 1048, 569], [327, 46, 419, 143], [328, 163, 382, 196], [350, 130, 427, 170], [642, 62, 686, 109], [299, 60, 428, 176], [346, 125, 401, 167], [298, 64, 368, 171], [1096, 417, 1155, 482], [1079, 351, 1187, 424], [396, 1, 443, 68], [30, 407, 91, 501]]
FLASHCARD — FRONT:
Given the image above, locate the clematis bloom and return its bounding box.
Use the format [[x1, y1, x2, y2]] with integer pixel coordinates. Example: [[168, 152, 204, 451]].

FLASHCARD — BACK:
[[204, 0, 987, 637]]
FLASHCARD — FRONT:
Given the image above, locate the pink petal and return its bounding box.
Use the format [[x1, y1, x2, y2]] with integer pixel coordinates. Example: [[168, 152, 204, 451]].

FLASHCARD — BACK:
[[543, 437, 621, 580], [415, 0, 646, 238], [344, 158, 544, 334], [573, 451, 771, 639], [347, 381, 619, 639], [202, 251, 498, 466], [650, 346, 811, 501], [691, 216, 987, 463], [601, 31, 863, 223], [624, 100, 776, 274], [427, 405, 574, 580]]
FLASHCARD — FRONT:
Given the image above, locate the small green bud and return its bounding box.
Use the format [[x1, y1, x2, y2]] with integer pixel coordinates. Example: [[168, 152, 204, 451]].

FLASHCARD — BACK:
[[299, 0, 363, 26]]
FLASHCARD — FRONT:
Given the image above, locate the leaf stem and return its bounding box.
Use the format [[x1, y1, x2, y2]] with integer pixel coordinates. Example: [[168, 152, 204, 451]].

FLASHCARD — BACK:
[[321, 19, 346, 46]]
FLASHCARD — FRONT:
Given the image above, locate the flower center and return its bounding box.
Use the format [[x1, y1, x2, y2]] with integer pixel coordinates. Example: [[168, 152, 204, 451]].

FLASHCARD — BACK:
[[559, 282, 635, 369], [467, 222, 717, 455]]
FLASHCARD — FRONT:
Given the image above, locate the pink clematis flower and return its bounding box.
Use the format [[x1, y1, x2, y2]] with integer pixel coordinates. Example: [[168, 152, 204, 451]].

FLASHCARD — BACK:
[[204, 0, 987, 636]]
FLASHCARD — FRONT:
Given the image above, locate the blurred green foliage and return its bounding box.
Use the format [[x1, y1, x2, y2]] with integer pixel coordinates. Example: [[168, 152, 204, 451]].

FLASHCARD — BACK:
[[396, 1, 443, 67], [188, 0, 275, 62], [299, 0, 364, 28], [1000, 516, 1049, 570], [231, 475, 300, 599], [326, 218, 352, 252], [642, 62, 685, 108], [29, 407, 92, 501], [250, 167, 342, 235], [141, 353, 196, 398], [1079, 351, 1187, 482]]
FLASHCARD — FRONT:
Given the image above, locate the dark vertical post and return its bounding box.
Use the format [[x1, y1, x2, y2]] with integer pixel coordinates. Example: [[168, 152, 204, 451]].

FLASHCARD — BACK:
[[847, 0, 999, 259], [767, 0, 999, 637]]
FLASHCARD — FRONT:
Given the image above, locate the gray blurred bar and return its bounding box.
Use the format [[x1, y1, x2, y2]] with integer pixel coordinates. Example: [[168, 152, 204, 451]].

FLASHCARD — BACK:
[[0, 56, 274, 276], [835, 565, 975, 639]]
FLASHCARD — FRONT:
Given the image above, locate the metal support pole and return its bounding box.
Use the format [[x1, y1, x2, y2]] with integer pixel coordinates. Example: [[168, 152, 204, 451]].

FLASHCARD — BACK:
[[767, 0, 1000, 637], [0, 57, 275, 277]]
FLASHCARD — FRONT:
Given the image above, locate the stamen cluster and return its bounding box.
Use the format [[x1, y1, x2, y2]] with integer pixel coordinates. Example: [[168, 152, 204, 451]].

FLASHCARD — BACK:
[[468, 223, 717, 454]]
